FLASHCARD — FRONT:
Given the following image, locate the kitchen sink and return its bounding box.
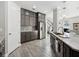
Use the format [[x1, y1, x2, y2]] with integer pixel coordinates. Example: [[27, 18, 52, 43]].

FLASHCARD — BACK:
[[54, 32, 63, 35]]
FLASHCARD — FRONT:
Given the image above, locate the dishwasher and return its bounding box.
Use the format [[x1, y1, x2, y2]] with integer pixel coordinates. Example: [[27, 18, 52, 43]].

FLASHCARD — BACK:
[[55, 37, 63, 57]]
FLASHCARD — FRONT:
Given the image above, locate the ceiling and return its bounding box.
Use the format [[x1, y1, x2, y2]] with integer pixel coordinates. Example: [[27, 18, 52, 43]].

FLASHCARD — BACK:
[[14, 1, 79, 14]]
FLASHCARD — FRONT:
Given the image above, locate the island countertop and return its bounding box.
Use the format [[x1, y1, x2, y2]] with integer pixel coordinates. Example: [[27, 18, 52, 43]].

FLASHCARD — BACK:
[[50, 31, 79, 52]]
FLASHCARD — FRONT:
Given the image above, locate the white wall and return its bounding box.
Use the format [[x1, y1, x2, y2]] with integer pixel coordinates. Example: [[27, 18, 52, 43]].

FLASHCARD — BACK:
[[63, 2, 79, 18], [52, 2, 79, 33], [5, 1, 21, 56], [0, 1, 6, 56], [64, 16, 79, 30], [0, 2, 5, 36], [46, 10, 53, 37]]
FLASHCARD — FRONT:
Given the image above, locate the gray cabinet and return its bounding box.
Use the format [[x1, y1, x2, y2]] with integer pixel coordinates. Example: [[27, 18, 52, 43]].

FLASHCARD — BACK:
[[25, 15, 30, 26], [21, 15, 25, 26], [38, 13, 45, 22], [21, 32, 30, 43], [21, 8, 36, 26], [30, 16, 36, 26], [50, 34, 55, 52], [63, 43, 70, 57], [21, 8, 25, 15], [21, 31, 38, 43], [55, 38, 63, 57], [25, 32, 30, 41], [30, 31, 38, 40], [21, 32, 26, 43]]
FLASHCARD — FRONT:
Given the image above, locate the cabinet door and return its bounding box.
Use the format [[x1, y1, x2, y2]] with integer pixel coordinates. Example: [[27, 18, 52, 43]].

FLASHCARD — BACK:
[[63, 43, 70, 57], [30, 16, 36, 26], [31, 31, 38, 40], [38, 13, 45, 22], [33, 17, 36, 26], [21, 15, 25, 26], [21, 8, 25, 15], [25, 32, 31, 41], [21, 32, 26, 43], [25, 15, 30, 26], [50, 34, 55, 52]]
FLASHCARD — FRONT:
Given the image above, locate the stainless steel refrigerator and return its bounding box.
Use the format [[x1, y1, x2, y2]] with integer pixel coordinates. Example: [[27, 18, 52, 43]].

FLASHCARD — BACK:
[[38, 22, 45, 39]]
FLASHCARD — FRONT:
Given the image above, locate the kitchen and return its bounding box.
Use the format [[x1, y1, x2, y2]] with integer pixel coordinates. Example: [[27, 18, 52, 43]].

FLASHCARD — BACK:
[[0, 1, 79, 57]]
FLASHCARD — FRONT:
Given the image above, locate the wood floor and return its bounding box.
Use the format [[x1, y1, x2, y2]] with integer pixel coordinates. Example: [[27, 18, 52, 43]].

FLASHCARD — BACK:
[[8, 35, 55, 57]]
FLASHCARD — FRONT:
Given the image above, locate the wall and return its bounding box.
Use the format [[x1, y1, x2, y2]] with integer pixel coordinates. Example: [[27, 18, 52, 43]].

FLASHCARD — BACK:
[[46, 10, 53, 38], [52, 2, 79, 33], [64, 16, 79, 30], [0, 2, 5, 36], [63, 2, 79, 18], [5, 1, 21, 56]]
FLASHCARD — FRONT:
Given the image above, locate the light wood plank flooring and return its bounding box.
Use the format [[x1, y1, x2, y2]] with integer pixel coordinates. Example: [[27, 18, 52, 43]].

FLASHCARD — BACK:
[[8, 35, 55, 57]]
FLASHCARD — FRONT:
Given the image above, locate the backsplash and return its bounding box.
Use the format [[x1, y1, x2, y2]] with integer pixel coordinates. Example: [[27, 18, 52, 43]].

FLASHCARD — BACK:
[[21, 26, 36, 32]]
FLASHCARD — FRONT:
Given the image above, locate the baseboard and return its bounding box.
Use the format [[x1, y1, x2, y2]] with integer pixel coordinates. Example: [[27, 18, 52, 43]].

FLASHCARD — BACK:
[[4, 43, 21, 57]]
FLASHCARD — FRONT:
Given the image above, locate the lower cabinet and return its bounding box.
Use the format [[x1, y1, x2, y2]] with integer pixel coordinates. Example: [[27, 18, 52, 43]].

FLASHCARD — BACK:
[[50, 34, 79, 57], [55, 38, 63, 57], [70, 47, 79, 57], [21, 32, 26, 43], [21, 31, 38, 43], [30, 31, 38, 40], [63, 43, 70, 57], [25, 32, 31, 41], [50, 34, 55, 52], [50, 34, 70, 57]]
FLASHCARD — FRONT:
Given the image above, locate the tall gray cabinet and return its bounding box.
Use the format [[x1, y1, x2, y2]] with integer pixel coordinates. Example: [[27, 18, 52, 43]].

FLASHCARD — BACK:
[[21, 8, 36, 26], [21, 8, 38, 43]]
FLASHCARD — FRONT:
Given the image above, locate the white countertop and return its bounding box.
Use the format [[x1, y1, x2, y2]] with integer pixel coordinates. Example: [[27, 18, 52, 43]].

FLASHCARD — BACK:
[[50, 31, 79, 52]]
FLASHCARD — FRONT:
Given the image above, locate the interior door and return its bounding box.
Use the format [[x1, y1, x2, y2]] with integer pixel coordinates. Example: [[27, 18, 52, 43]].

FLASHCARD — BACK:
[[8, 2, 20, 54]]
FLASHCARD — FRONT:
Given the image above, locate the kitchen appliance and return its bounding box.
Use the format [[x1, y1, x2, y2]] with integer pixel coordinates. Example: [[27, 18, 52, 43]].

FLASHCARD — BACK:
[[38, 22, 45, 39], [55, 38, 63, 57], [64, 28, 70, 37]]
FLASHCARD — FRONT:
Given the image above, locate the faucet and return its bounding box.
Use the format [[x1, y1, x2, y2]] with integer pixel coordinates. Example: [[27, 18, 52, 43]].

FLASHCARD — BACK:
[[57, 27, 64, 34]]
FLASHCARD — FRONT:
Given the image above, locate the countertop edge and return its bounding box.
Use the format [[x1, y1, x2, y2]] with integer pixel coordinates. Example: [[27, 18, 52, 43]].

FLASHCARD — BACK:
[[50, 32, 79, 52]]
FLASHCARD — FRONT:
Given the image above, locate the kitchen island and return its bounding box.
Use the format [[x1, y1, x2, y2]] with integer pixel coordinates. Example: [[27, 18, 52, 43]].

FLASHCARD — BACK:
[[50, 31, 79, 57]]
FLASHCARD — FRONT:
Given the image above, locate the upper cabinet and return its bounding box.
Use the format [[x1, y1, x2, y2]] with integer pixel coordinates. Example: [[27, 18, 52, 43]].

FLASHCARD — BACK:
[[21, 8, 36, 26], [25, 15, 30, 26], [37, 12, 45, 22]]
